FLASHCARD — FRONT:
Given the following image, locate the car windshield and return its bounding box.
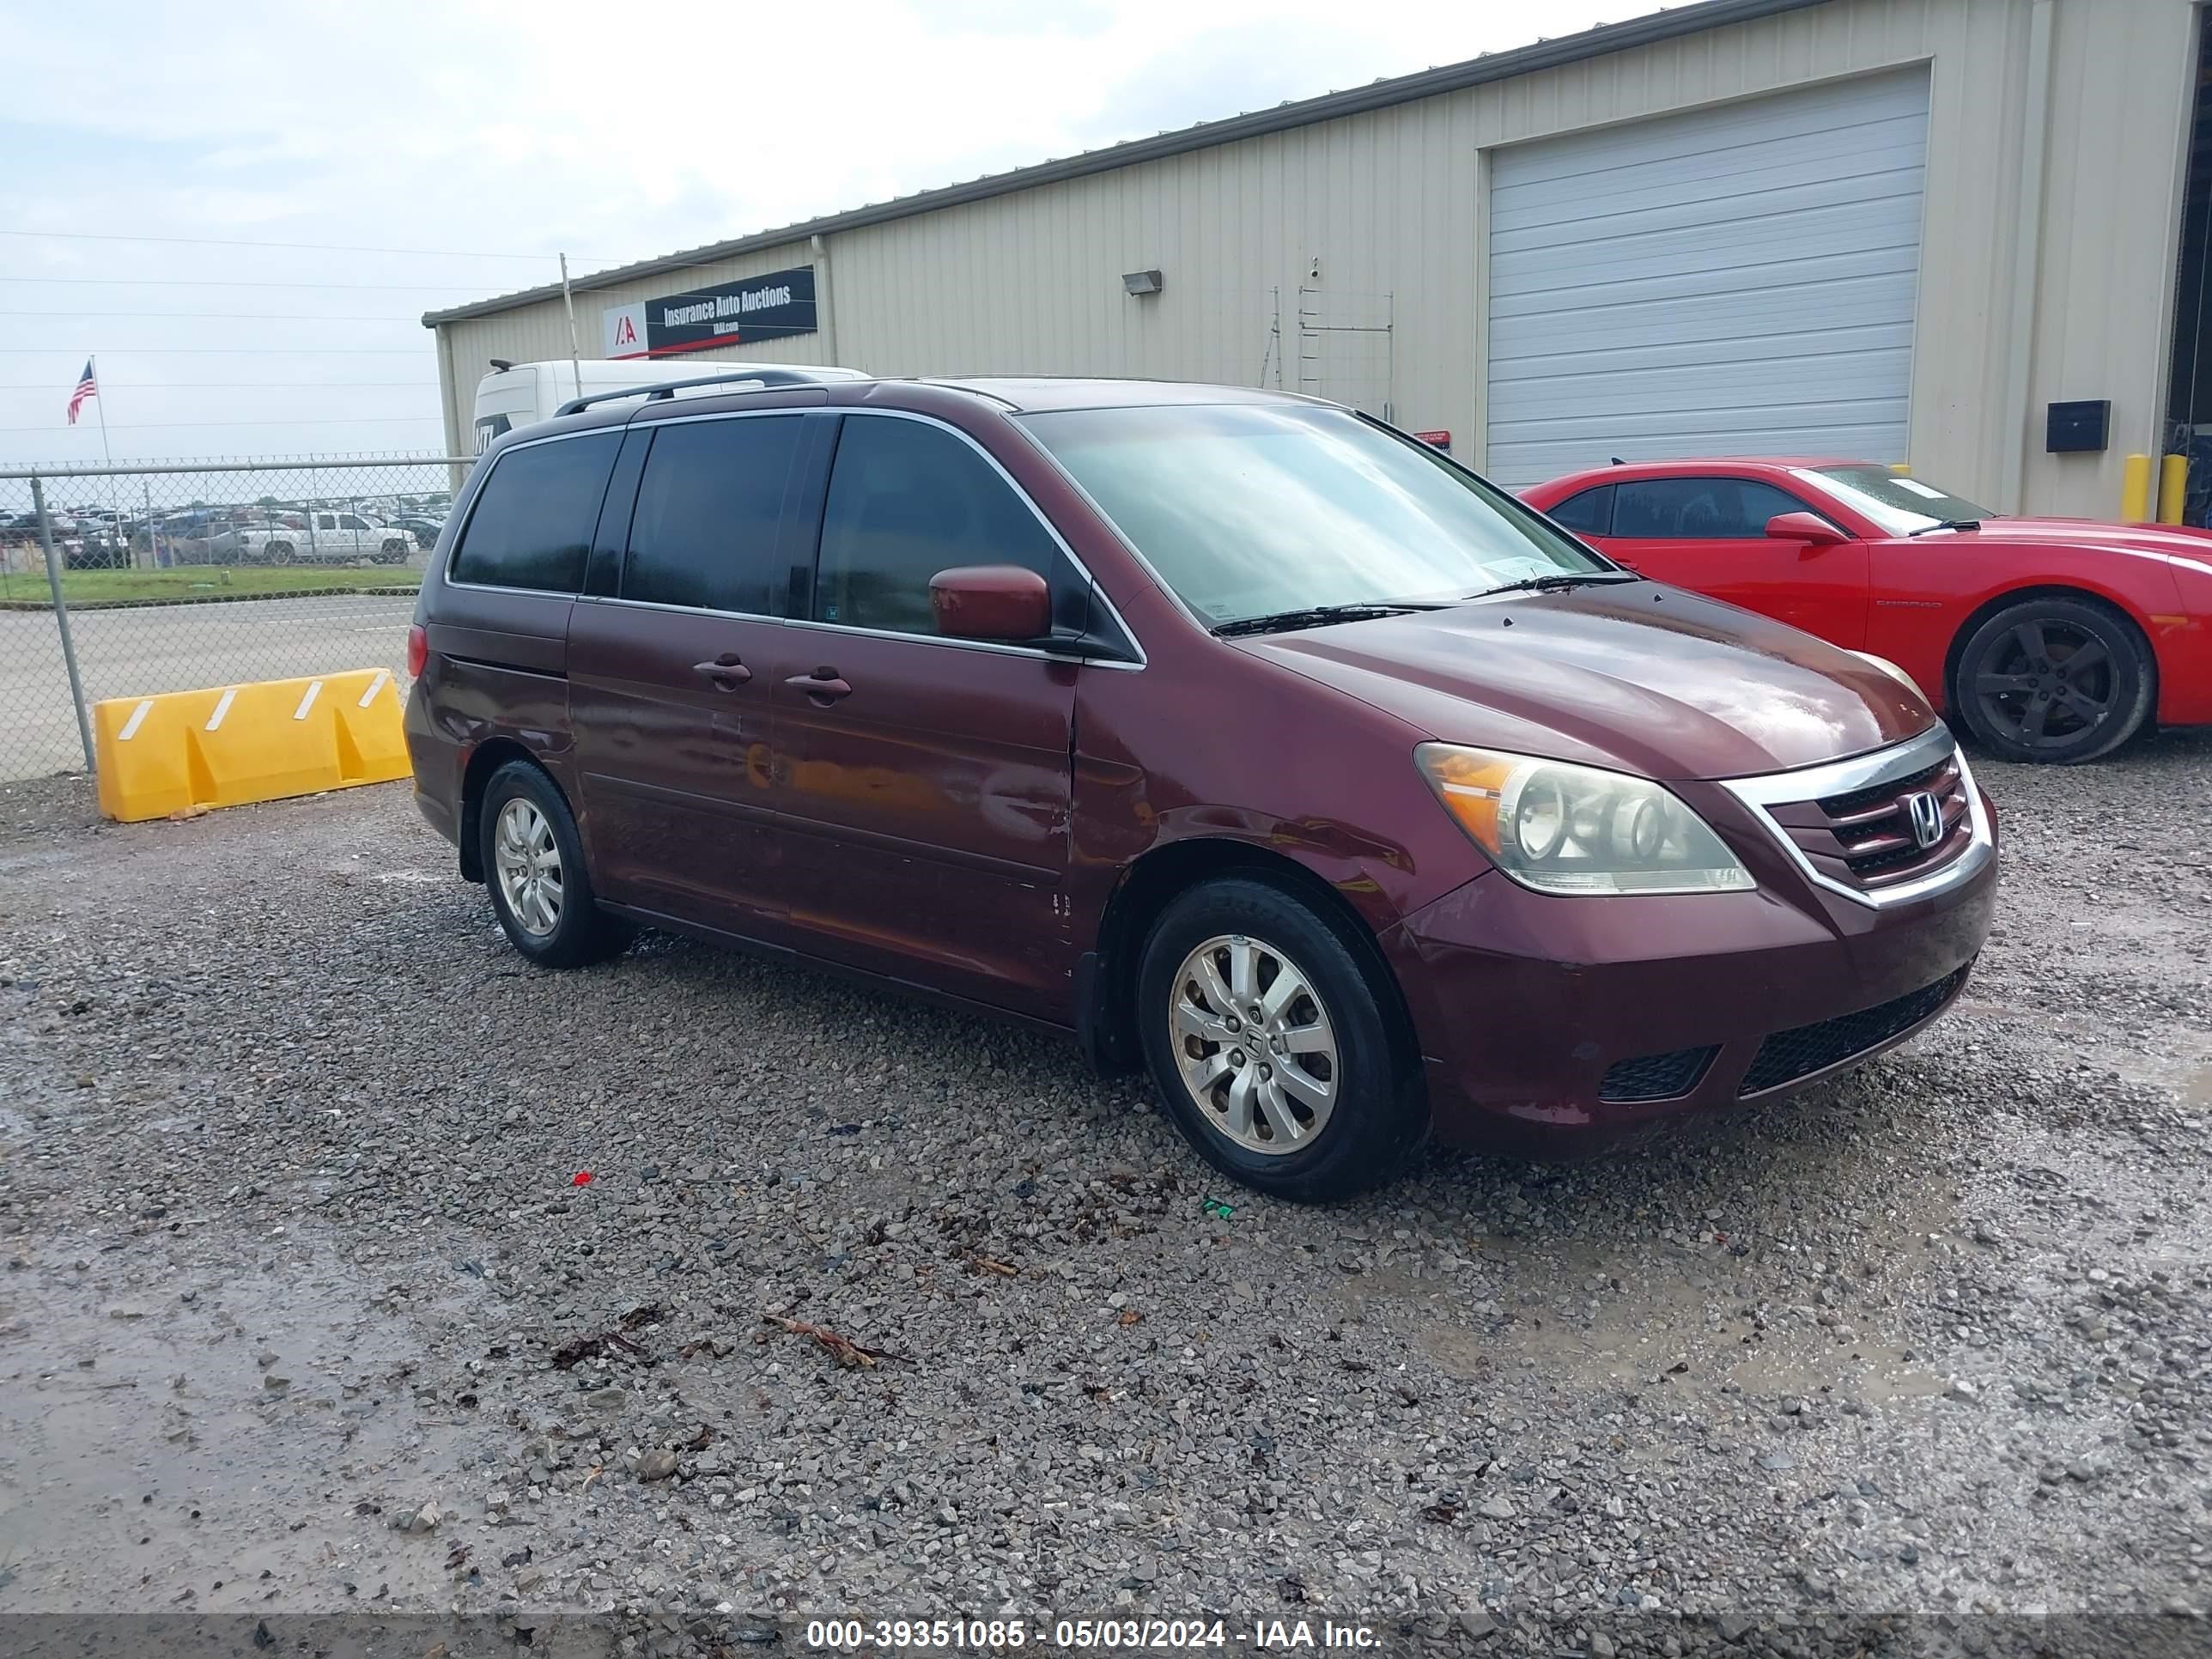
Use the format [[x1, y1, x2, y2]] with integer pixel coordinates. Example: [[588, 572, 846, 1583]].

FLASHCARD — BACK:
[[1020, 403, 1608, 628], [1803, 465, 1996, 535]]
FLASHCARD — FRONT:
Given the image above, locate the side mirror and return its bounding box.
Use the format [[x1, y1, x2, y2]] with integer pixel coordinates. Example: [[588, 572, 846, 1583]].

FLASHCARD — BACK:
[[1765, 511, 1846, 546], [929, 564, 1052, 642]]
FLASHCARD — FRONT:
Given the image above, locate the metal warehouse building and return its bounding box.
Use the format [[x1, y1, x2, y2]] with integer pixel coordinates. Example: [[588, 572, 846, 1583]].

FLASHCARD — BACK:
[[424, 0, 2211, 521]]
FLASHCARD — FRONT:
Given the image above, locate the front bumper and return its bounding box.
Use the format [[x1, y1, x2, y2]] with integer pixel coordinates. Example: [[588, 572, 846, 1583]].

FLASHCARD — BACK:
[[1383, 740, 1998, 1152]]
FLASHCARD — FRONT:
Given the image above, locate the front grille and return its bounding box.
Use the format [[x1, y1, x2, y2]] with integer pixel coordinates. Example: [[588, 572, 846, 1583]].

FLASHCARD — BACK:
[[1598, 1044, 1718, 1103], [1762, 748, 1972, 892], [1735, 965, 1970, 1097]]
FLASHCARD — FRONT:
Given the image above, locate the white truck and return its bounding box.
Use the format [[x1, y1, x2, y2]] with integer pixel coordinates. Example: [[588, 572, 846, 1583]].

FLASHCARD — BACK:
[[235, 511, 413, 565], [471, 359, 867, 452]]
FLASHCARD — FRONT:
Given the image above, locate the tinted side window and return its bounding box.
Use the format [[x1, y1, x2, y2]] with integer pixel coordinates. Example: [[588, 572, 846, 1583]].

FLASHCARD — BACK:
[[1612, 477, 1813, 539], [452, 433, 621, 592], [623, 416, 804, 614], [815, 416, 1061, 635], [1547, 484, 1613, 535]]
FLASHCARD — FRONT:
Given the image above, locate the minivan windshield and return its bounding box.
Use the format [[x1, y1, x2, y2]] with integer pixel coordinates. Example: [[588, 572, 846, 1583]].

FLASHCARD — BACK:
[[1022, 404, 1612, 629]]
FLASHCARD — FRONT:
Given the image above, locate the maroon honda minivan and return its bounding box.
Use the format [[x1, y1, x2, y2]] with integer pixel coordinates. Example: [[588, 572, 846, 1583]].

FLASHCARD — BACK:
[[404, 374, 1996, 1200]]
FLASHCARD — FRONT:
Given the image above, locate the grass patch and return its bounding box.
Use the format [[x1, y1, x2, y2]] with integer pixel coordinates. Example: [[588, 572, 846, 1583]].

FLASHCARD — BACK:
[[0, 564, 421, 608]]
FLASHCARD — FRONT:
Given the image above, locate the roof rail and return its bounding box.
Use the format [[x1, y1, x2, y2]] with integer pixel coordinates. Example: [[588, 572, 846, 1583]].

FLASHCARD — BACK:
[[556, 366, 856, 417]]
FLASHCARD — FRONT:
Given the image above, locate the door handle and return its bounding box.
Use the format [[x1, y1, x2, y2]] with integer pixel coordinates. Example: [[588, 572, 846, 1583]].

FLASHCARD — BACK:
[[786, 666, 853, 704], [692, 653, 752, 687]]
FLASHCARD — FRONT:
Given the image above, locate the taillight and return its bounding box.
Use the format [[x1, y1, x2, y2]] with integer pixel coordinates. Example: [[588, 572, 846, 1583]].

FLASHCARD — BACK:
[[405, 623, 428, 678]]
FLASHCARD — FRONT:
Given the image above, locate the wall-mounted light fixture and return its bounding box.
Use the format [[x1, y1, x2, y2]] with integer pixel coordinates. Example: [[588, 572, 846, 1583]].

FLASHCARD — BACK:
[[1121, 270, 1164, 296]]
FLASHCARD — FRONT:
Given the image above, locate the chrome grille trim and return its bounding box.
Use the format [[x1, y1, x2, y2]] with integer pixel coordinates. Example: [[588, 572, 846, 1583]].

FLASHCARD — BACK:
[[1719, 726, 1994, 910]]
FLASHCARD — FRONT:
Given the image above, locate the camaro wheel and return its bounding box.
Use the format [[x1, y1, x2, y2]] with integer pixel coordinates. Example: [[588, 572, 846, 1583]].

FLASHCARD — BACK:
[[1953, 597, 2152, 764], [477, 761, 632, 968], [1136, 877, 1424, 1202]]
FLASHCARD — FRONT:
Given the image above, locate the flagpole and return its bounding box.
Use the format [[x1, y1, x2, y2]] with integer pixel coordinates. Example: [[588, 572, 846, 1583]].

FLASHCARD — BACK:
[[88, 356, 126, 566], [91, 355, 113, 468]]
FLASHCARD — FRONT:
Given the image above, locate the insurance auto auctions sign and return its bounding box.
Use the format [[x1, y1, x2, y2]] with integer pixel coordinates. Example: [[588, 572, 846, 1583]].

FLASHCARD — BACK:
[[601, 265, 817, 358]]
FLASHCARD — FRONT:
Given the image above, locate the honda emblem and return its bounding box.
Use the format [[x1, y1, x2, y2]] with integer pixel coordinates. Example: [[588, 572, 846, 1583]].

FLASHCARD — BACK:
[[1902, 790, 1944, 850]]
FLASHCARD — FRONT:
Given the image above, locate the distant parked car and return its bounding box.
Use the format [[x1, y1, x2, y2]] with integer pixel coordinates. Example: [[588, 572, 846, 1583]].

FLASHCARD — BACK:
[[386, 512, 447, 549], [63, 532, 131, 571], [1520, 458, 2212, 764], [235, 509, 411, 565]]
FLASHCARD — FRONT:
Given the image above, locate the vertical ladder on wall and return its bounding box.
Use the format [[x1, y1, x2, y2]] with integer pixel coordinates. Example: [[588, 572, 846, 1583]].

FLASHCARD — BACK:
[[1297, 289, 1395, 421]]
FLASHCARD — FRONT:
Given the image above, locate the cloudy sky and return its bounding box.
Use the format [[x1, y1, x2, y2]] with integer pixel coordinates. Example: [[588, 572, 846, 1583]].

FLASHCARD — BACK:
[[0, 0, 1651, 463]]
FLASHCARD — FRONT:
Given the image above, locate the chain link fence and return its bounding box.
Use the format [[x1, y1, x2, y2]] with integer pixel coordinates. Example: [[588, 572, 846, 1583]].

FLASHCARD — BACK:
[[0, 455, 471, 783]]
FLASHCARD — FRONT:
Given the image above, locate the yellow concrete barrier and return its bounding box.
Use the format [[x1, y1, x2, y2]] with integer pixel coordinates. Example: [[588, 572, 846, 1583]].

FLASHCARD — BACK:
[[2159, 453, 2189, 525], [93, 667, 409, 823], [2121, 453, 2154, 522]]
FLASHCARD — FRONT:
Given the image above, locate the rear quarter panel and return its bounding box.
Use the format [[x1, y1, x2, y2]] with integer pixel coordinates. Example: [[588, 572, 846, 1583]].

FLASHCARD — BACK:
[[407, 555, 583, 845], [1862, 542, 2193, 720]]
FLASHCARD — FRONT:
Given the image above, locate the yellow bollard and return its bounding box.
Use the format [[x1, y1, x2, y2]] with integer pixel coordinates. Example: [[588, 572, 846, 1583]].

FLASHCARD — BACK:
[[2121, 453, 2154, 522], [2159, 453, 2188, 525], [1887, 461, 1911, 475]]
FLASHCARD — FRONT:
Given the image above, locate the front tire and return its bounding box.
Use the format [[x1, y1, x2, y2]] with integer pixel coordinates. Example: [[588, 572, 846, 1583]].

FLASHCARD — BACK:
[[1136, 877, 1425, 1203], [477, 762, 632, 969], [1952, 596, 2153, 764]]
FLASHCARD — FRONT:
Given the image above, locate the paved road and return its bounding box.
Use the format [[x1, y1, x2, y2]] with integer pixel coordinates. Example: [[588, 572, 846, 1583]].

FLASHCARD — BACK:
[[0, 591, 416, 781]]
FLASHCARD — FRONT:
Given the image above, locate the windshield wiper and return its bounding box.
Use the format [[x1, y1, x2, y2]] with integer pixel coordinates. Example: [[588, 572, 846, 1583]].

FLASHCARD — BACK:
[[1908, 519, 1983, 536], [1213, 601, 1446, 638], [1468, 570, 1643, 599]]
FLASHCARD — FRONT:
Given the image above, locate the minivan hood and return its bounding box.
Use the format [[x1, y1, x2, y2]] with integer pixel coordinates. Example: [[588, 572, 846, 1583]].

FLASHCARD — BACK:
[[1236, 585, 1932, 781]]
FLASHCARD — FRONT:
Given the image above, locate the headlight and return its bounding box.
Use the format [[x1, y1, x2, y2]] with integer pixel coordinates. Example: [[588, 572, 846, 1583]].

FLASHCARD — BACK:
[[1413, 744, 1754, 896]]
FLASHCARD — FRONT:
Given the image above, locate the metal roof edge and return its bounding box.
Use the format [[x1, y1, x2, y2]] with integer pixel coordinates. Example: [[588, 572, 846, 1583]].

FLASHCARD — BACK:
[[422, 0, 1826, 327]]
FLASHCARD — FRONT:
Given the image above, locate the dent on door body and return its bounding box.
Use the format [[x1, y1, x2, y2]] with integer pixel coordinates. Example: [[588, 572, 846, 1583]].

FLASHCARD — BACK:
[[771, 640, 1079, 1014]]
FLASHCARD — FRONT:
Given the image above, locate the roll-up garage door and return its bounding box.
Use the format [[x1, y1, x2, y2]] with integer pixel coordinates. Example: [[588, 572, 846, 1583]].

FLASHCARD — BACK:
[[1484, 69, 1929, 489]]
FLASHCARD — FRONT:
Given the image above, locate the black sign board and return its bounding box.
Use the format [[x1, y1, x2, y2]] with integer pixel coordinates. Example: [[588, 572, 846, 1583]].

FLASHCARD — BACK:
[[603, 264, 817, 358], [2045, 398, 2111, 453]]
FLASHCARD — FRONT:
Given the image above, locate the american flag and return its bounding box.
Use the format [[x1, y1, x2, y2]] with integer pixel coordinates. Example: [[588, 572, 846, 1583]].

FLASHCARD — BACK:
[[65, 359, 97, 425]]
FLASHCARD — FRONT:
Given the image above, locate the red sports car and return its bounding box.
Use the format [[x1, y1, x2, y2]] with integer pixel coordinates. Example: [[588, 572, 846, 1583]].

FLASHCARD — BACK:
[[1519, 459, 2212, 763]]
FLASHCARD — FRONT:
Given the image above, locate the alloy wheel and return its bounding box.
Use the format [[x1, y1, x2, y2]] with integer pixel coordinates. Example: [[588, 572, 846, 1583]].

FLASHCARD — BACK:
[[494, 798, 563, 936], [1168, 933, 1339, 1156], [1972, 617, 2116, 752]]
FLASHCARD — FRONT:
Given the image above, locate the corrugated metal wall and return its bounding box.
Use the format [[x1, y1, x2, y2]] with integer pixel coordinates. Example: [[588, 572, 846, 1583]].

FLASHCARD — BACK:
[[434, 0, 2197, 520]]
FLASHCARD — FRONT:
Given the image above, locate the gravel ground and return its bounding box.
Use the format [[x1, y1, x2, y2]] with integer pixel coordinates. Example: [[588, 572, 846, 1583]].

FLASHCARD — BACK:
[[1, 737, 2209, 1656]]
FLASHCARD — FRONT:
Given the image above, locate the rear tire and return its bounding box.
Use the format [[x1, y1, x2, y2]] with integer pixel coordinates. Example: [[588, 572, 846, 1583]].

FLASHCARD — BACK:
[[1952, 596, 2153, 764], [477, 761, 633, 969], [1135, 877, 1425, 1203]]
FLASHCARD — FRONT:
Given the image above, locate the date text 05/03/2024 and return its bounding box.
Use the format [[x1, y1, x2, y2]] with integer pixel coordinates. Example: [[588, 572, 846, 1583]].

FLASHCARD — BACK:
[[804, 1618, 1383, 1650]]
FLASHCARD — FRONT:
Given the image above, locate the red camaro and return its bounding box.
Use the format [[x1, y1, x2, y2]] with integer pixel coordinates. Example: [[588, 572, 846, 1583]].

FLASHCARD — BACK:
[[1521, 459, 2212, 763]]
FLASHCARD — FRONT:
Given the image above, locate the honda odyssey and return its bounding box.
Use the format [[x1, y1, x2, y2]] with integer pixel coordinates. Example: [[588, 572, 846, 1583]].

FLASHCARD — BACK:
[[404, 375, 1997, 1200]]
